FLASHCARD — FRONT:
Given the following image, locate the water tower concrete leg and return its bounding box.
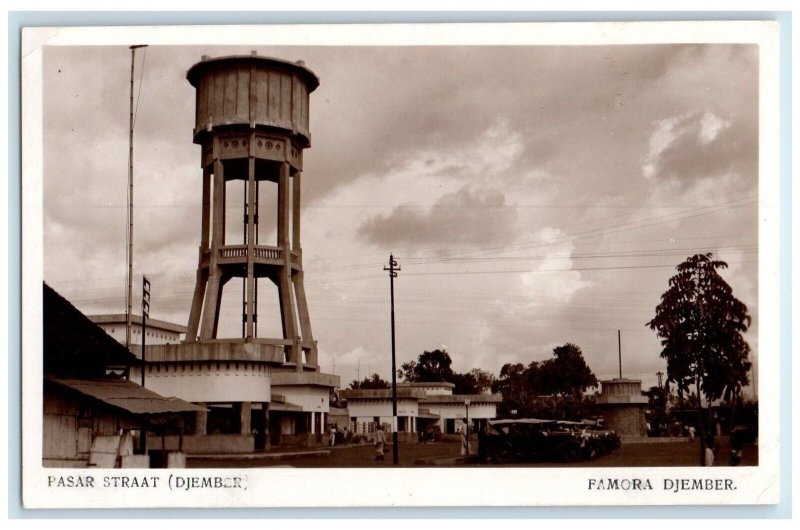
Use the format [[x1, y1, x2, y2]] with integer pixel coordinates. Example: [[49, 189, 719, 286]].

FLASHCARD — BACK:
[[199, 270, 221, 339], [186, 265, 207, 341]]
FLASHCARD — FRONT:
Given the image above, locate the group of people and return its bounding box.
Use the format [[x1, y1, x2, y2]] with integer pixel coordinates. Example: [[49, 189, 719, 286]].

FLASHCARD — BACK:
[[702, 432, 746, 466], [328, 424, 355, 447], [327, 423, 388, 461]]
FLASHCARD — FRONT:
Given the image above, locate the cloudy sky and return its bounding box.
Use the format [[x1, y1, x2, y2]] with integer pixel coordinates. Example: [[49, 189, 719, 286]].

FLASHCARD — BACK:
[[42, 42, 759, 393]]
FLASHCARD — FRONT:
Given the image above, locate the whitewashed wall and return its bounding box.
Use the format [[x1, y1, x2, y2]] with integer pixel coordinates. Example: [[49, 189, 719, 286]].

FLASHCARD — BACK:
[[139, 362, 271, 403], [271, 385, 330, 414], [347, 398, 419, 420], [424, 402, 498, 429], [97, 323, 182, 345]]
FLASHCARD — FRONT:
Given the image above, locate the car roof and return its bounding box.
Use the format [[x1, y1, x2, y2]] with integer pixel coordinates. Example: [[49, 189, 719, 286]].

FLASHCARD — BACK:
[[489, 418, 557, 426]]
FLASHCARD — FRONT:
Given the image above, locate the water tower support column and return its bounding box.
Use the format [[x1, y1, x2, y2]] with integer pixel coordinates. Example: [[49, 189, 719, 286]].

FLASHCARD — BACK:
[[245, 145, 257, 338], [278, 162, 299, 364], [200, 155, 225, 339], [186, 165, 212, 341]]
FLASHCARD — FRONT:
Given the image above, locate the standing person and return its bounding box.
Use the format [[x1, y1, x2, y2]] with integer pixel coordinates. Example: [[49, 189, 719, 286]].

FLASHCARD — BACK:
[[374, 425, 386, 462], [329, 424, 337, 447], [688, 425, 696, 440], [477, 422, 489, 463], [704, 435, 717, 466], [460, 418, 470, 456], [729, 428, 745, 466]]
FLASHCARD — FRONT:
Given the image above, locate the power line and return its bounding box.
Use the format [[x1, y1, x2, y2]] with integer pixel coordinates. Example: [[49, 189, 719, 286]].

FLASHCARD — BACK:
[[395, 260, 758, 277], [406, 195, 756, 262]]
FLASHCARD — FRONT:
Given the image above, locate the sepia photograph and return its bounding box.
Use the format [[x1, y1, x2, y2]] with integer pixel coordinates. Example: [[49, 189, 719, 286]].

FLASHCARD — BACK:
[[20, 21, 781, 508]]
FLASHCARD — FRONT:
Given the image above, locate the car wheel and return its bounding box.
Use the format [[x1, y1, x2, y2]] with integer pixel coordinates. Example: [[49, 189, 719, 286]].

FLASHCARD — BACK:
[[493, 442, 514, 464], [560, 443, 581, 463]]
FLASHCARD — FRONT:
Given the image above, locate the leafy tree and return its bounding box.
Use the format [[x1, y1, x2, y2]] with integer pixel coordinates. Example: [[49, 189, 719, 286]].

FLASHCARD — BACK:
[[493, 362, 535, 417], [645, 385, 670, 436], [398, 349, 454, 382], [538, 343, 598, 398], [647, 253, 752, 465], [447, 371, 478, 394], [469, 368, 496, 394], [493, 344, 598, 419], [399, 349, 496, 394], [349, 373, 390, 390]]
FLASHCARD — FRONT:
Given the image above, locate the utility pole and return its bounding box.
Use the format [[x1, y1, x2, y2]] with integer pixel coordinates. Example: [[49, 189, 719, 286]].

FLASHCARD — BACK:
[[617, 329, 622, 379], [384, 254, 401, 465], [141, 276, 150, 387], [126, 44, 147, 352]]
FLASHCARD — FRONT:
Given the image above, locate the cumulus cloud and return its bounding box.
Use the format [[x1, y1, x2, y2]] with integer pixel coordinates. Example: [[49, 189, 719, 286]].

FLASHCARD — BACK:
[[519, 228, 592, 303], [642, 110, 756, 188], [357, 186, 517, 251]]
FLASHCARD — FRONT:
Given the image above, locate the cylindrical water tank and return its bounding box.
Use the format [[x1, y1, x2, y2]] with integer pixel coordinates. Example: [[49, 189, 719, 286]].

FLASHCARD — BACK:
[[187, 54, 319, 147]]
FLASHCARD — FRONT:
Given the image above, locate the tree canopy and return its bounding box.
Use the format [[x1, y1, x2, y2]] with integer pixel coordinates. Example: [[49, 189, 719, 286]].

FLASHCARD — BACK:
[[492, 343, 598, 419], [349, 373, 390, 390], [647, 253, 752, 406], [398, 349, 454, 382], [538, 343, 599, 397], [398, 349, 496, 394]]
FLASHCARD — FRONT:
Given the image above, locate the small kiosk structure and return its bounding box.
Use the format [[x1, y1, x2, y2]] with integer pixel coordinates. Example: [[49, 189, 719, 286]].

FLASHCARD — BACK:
[[595, 378, 648, 437]]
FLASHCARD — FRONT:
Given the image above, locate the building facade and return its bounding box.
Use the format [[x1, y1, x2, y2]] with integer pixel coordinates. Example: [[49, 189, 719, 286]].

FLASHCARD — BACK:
[[341, 381, 501, 440]]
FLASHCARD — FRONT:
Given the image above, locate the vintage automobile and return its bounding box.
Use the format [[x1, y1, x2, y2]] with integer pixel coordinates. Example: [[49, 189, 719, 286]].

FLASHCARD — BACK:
[[479, 418, 587, 463], [555, 421, 621, 459]]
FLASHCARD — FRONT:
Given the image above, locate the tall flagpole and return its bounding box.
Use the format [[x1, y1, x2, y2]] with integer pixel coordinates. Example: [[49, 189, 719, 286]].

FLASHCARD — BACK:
[[126, 44, 147, 352]]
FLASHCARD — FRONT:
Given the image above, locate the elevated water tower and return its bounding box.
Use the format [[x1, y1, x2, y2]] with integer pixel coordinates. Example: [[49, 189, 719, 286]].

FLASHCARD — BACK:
[[184, 53, 319, 369]]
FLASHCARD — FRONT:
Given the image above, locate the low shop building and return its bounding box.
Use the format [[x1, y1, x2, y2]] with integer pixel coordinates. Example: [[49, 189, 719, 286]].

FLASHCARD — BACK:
[[341, 381, 501, 441], [43, 283, 201, 468], [88, 320, 340, 452]]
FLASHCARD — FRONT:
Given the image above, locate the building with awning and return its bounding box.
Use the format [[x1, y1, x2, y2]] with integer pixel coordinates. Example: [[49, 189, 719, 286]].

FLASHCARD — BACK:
[[42, 283, 203, 468]]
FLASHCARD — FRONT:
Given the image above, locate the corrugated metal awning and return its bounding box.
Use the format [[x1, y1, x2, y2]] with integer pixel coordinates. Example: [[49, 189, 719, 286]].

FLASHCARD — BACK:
[[46, 377, 205, 415]]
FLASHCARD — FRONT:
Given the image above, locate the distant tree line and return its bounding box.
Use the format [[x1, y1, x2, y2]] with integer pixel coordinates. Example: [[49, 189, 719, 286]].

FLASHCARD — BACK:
[[397, 348, 496, 394], [491, 343, 598, 420]]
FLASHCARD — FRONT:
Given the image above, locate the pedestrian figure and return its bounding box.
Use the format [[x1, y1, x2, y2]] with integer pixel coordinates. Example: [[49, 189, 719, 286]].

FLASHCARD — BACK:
[[477, 422, 489, 463], [729, 428, 745, 466], [374, 425, 386, 461], [688, 425, 696, 440], [704, 435, 717, 467], [329, 424, 337, 447], [460, 418, 471, 456]]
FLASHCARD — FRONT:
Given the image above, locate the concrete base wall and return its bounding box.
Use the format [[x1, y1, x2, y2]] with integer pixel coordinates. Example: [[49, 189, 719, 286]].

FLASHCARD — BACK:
[[601, 406, 647, 437], [274, 433, 324, 449], [148, 434, 254, 455]]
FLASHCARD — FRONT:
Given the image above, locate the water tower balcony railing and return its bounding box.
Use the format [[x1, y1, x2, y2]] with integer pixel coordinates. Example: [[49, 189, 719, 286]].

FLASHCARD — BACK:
[[216, 244, 297, 266]]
